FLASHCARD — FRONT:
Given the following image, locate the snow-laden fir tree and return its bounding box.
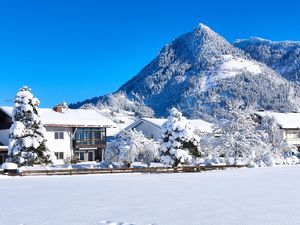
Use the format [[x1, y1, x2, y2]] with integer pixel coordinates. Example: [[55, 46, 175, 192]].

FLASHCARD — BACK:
[[7, 86, 55, 166], [105, 129, 159, 167], [159, 107, 201, 167]]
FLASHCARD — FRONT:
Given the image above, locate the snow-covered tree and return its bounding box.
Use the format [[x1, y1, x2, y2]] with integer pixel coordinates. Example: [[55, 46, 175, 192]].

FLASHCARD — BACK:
[[255, 115, 298, 166], [7, 86, 55, 166], [105, 129, 159, 167], [207, 107, 299, 167], [139, 138, 160, 166], [207, 107, 268, 166], [258, 116, 288, 152], [159, 107, 201, 167], [214, 109, 259, 161]]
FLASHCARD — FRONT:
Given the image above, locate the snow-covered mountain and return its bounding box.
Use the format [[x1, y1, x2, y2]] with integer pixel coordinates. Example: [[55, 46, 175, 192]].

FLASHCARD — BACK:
[[234, 37, 300, 84], [72, 24, 300, 121], [119, 24, 300, 120]]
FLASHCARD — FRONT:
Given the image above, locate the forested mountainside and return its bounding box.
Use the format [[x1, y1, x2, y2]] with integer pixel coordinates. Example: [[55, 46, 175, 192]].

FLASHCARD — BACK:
[[234, 37, 300, 84]]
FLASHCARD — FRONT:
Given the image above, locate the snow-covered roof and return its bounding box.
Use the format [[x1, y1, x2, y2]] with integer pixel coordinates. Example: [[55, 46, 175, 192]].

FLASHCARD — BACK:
[[106, 116, 136, 137], [189, 119, 213, 133], [0, 106, 115, 128], [128, 117, 213, 133], [255, 111, 300, 129]]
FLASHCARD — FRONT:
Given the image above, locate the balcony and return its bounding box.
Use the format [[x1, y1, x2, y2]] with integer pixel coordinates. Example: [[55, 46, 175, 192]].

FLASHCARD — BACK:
[[74, 127, 106, 149], [286, 138, 300, 146]]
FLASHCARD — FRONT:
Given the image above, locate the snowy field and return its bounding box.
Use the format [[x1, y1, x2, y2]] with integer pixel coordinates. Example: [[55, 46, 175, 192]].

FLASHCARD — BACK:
[[1, 166, 300, 225]]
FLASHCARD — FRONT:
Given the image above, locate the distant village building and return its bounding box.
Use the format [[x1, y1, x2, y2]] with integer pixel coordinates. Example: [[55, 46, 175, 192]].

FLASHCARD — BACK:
[[125, 118, 213, 141], [0, 104, 114, 164], [255, 111, 300, 150]]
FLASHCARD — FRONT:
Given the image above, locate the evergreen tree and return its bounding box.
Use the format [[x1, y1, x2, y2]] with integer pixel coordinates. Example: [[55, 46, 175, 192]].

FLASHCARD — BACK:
[[7, 86, 55, 166], [159, 107, 200, 167]]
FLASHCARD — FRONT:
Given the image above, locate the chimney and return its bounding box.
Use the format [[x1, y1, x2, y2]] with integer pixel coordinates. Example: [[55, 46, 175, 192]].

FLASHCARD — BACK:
[[53, 101, 69, 113], [54, 104, 63, 113]]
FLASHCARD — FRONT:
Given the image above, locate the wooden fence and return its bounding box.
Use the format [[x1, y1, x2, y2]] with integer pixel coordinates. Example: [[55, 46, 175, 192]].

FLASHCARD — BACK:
[[15, 164, 245, 176]]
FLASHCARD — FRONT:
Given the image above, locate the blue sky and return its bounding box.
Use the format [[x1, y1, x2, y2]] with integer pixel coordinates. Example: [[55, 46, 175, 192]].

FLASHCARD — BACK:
[[1, 0, 300, 107]]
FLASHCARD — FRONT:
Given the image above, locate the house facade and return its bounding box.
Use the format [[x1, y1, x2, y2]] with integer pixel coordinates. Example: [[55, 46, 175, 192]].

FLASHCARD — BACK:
[[125, 118, 213, 141], [255, 111, 300, 150], [0, 105, 114, 165]]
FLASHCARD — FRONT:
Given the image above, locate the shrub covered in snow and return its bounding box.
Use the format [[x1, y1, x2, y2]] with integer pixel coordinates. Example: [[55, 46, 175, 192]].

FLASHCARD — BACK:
[[7, 86, 56, 166], [105, 129, 159, 167], [159, 107, 201, 167]]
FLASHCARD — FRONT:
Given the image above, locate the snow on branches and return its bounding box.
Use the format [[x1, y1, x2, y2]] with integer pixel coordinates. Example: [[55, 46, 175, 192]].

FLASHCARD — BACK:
[[206, 107, 299, 167], [159, 107, 201, 167], [7, 86, 56, 166], [105, 129, 159, 167]]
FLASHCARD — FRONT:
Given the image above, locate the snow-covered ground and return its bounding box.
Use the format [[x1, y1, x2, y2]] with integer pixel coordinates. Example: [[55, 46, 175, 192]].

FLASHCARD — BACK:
[[1, 166, 300, 225]]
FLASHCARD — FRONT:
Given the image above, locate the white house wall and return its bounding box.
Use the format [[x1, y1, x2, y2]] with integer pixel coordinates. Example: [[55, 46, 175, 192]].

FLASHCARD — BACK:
[[45, 126, 73, 164], [133, 122, 161, 141], [0, 129, 9, 146]]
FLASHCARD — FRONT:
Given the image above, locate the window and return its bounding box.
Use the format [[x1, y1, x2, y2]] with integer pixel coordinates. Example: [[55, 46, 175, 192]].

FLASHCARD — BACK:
[[0, 154, 6, 164], [54, 132, 64, 140], [79, 152, 84, 161], [55, 152, 64, 160], [88, 152, 94, 161]]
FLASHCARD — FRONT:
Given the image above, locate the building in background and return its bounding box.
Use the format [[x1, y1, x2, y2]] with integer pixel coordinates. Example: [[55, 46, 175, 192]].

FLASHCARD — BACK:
[[255, 111, 300, 150], [125, 118, 213, 141]]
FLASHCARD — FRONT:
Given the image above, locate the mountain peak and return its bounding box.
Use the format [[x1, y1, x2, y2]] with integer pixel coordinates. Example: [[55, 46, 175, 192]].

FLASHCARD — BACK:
[[194, 23, 222, 39], [161, 22, 238, 64], [197, 23, 211, 31]]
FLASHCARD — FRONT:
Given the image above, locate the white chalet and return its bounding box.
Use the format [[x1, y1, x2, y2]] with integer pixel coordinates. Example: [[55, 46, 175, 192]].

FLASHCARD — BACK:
[[255, 111, 300, 150], [125, 118, 213, 141], [0, 105, 114, 164]]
